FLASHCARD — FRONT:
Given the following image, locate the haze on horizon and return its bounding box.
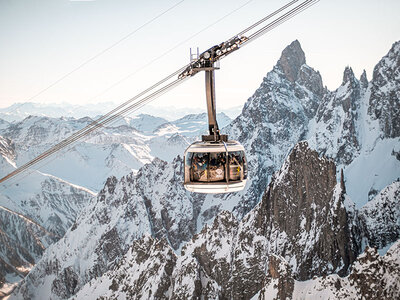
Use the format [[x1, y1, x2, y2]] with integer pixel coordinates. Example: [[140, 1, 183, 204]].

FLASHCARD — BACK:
[[1, 0, 399, 112]]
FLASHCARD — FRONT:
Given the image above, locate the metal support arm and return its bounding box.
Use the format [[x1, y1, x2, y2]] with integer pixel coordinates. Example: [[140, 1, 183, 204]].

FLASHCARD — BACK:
[[205, 70, 218, 137], [202, 68, 228, 142]]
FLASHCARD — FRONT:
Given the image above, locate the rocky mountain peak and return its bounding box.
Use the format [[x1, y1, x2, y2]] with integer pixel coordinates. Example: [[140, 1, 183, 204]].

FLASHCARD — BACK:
[[342, 66, 356, 85], [277, 40, 306, 82]]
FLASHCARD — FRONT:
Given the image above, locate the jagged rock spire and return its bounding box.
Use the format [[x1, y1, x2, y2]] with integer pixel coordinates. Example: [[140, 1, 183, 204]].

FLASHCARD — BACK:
[[360, 69, 368, 88], [340, 168, 346, 193], [342, 66, 357, 85], [277, 40, 306, 82]]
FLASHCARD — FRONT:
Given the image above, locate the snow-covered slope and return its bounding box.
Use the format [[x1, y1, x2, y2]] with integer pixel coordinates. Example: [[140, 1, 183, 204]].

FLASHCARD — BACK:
[[110, 114, 168, 134], [128, 114, 168, 134], [1, 134, 94, 238], [0, 118, 10, 131], [72, 235, 176, 300]]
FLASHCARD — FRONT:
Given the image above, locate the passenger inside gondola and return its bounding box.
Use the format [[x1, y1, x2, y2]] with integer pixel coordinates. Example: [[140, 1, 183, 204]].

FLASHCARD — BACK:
[[191, 153, 209, 182], [188, 150, 246, 184], [209, 152, 225, 182], [229, 151, 244, 181]]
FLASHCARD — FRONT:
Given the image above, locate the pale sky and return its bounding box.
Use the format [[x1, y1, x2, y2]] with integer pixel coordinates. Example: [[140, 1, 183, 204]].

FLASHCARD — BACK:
[[0, 0, 399, 111]]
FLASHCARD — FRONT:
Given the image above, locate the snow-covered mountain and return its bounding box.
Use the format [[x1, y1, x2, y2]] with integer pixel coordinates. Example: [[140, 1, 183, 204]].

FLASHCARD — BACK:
[[0, 135, 95, 296], [15, 142, 398, 299], [307, 42, 400, 206], [359, 181, 400, 252], [0, 116, 154, 191], [6, 40, 400, 298], [0, 101, 237, 123]]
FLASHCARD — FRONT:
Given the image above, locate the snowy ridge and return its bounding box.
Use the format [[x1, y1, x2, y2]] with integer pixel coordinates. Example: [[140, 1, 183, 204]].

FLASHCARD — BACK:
[[368, 41, 400, 139], [0, 102, 117, 122], [0, 112, 228, 191]]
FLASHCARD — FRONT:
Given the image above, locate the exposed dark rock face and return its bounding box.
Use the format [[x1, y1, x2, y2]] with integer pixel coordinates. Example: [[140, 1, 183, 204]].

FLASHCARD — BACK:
[[169, 141, 359, 299], [255, 141, 358, 279], [368, 41, 400, 138], [277, 40, 306, 83], [347, 245, 400, 299], [0, 136, 15, 165], [51, 266, 79, 299]]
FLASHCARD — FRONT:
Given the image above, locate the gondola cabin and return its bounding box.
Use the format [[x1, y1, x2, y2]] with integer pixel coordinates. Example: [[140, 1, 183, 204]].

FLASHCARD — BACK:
[[184, 140, 247, 193]]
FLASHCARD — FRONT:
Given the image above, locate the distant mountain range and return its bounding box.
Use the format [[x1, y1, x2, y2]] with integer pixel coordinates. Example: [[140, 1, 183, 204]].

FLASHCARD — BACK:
[[0, 102, 243, 123]]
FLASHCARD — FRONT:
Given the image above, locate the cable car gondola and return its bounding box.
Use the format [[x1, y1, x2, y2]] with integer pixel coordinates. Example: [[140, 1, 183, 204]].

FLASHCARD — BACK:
[[182, 47, 248, 193], [184, 140, 247, 193]]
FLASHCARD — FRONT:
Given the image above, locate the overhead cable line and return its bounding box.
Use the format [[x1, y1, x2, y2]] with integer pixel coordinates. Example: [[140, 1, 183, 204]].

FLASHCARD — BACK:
[[2, 0, 256, 186], [89, 0, 255, 101], [0, 0, 257, 186], [0, 0, 319, 186]]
